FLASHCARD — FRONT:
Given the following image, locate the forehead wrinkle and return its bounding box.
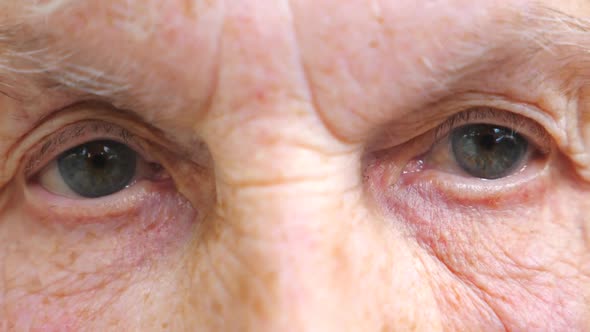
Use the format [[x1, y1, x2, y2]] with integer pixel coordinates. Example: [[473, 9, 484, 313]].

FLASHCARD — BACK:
[[516, 4, 590, 53], [513, 5, 590, 96], [0, 2, 588, 104]]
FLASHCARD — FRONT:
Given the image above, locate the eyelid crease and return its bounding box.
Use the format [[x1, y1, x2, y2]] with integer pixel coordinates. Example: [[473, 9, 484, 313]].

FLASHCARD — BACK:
[[433, 107, 553, 154], [367, 92, 563, 155], [23, 120, 147, 177]]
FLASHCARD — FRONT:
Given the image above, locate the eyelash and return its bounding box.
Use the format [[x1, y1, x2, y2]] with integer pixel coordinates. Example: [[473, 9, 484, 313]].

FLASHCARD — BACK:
[[23, 107, 550, 195], [432, 107, 552, 153], [23, 120, 148, 178], [360, 106, 557, 206]]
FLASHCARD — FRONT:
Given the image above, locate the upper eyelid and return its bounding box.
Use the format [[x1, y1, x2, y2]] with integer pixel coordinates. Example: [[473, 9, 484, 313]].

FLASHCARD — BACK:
[[24, 120, 146, 177], [367, 92, 562, 154], [433, 107, 553, 153]]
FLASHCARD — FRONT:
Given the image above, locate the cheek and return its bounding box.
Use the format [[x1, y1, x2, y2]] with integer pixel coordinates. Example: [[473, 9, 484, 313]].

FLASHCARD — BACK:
[[19, 186, 199, 267], [0, 184, 199, 328], [366, 158, 588, 329]]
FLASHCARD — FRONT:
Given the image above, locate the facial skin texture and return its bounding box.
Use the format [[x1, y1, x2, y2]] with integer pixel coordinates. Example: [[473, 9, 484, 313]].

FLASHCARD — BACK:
[[0, 0, 589, 330]]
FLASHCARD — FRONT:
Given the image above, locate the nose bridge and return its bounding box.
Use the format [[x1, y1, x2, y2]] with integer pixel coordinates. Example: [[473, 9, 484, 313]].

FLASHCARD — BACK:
[[210, 110, 365, 278], [193, 3, 373, 329], [199, 0, 364, 253], [200, 0, 362, 199], [202, 101, 367, 330], [210, 168, 367, 331]]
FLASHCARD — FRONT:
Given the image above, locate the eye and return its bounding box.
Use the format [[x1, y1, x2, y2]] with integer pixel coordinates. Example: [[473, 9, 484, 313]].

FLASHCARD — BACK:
[[30, 121, 169, 199], [411, 108, 551, 182], [56, 140, 137, 198], [450, 124, 528, 179]]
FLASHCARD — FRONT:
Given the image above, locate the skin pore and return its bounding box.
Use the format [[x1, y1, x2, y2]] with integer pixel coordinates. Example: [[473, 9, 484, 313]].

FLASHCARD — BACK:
[[0, 0, 589, 330]]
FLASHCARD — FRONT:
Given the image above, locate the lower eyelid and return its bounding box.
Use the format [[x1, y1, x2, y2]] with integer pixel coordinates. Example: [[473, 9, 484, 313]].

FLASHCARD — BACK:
[[24, 178, 178, 226], [398, 152, 551, 206], [19, 179, 200, 271], [366, 135, 553, 210]]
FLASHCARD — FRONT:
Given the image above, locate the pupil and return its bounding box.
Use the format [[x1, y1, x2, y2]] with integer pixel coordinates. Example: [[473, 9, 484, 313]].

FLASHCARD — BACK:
[[89, 153, 108, 169], [479, 134, 496, 151]]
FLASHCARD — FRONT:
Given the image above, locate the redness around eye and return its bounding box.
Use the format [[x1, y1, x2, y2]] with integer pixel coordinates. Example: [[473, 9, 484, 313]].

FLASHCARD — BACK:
[[21, 179, 199, 266]]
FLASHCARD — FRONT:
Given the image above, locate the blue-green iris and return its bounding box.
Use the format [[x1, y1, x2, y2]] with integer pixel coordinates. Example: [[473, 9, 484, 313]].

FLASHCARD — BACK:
[[451, 124, 528, 179], [58, 140, 137, 198]]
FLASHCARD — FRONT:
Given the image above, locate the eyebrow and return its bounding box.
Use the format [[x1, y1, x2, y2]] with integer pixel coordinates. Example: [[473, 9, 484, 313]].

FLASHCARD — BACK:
[[0, 22, 131, 101], [443, 4, 590, 83], [0, 48, 131, 100], [0, 3, 588, 105]]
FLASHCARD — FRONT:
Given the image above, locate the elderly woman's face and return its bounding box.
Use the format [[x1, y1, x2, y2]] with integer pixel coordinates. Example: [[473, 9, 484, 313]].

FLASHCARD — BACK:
[[0, 0, 589, 330]]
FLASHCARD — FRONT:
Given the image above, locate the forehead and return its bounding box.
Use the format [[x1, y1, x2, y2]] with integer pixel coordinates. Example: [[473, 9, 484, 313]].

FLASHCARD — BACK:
[[20, 0, 588, 18], [15, 0, 582, 41], [1, 0, 589, 140]]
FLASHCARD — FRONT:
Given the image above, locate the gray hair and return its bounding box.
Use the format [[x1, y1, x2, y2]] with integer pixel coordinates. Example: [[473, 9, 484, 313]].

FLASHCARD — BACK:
[[25, 0, 74, 16]]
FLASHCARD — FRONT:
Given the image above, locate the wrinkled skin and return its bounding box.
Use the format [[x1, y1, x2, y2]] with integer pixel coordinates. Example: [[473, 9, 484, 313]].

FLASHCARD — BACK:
[[0, 0, 589, 331]]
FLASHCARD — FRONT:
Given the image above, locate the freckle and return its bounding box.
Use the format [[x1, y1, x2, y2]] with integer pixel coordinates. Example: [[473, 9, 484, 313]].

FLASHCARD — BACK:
[[369, 40, 379, 48], [68, 251, 78, 265], [84, 232, 99, 241], [211, 300, 223, 315], [255, 90, 266, 102], [29, 276, 43, 292], [383, 25, 396, 38], [183, 0, 196, 19], [331, 245, 345, 265]]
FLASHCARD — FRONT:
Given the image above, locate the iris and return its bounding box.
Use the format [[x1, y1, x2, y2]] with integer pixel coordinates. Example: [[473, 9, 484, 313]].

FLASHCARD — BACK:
[[451, 124, 528, 179], [57, 140, 137, 198]]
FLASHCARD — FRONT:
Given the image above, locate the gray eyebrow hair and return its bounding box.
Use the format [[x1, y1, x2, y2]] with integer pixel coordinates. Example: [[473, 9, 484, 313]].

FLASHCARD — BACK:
[[0, 2, 589, 100], [0, 37, 131, 99], [25, 0, 74, 15], [0, 0, 131, 99]]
